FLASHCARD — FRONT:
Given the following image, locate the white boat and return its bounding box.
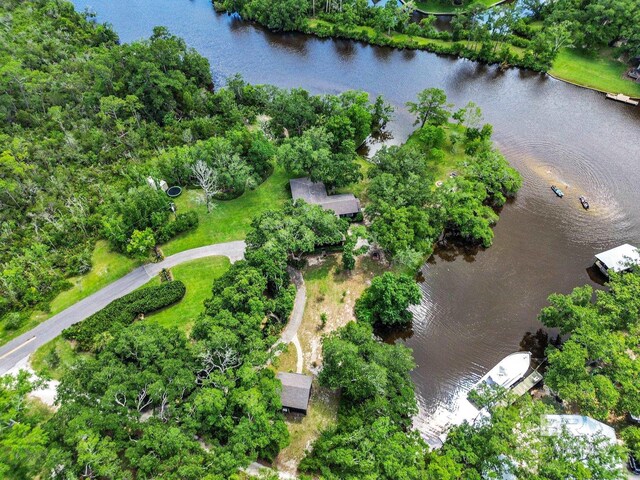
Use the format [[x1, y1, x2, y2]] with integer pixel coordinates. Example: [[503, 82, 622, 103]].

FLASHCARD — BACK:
[[473, 352, 532, 393], [437, 352, 532, 445]]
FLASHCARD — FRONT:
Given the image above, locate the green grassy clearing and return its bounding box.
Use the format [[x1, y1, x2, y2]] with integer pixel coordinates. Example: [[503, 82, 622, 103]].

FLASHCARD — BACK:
[[3, 167, 291, 348], [143, 256, 230, 332], [1, 241, 139, 347], [415, 0, 501, 14], [307, 19, 523, 57], [31, 256, 230, 379], [31, 336, 92, 381], [403, 123, 467, 181], [162, 166, 294, 255], [272, 342, 299, 374], [550, 48, 640, 98]]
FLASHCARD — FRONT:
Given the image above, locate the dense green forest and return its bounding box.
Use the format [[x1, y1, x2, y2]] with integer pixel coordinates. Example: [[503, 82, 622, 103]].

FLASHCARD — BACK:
[[3, 1, 639, 479], [0, 0, 382, 337]]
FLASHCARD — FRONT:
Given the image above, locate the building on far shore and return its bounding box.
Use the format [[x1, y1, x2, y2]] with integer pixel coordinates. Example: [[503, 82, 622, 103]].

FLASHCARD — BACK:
[[594, 244, 640, 277], [276, 372, 313, 415], [290, 177, 360, 218]]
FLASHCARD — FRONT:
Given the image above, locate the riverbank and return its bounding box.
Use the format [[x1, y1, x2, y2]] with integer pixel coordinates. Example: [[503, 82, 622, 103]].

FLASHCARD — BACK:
[[303, 18, 640, 99], [411, 0, 506, 15], [215, 9, 640, 99]]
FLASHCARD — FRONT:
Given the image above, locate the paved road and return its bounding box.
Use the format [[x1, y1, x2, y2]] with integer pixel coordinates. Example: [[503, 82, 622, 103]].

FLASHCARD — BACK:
[[0, 241, 246, 375]]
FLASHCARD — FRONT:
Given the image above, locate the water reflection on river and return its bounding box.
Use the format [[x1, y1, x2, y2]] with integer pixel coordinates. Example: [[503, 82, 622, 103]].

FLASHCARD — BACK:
[[74, 0, 640, 443]]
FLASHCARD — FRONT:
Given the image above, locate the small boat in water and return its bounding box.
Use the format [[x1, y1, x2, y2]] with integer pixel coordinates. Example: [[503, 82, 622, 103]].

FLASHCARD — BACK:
[[469, 352, 531, 399], [579, 196, 589, 210], [551, 185, 564, 197]]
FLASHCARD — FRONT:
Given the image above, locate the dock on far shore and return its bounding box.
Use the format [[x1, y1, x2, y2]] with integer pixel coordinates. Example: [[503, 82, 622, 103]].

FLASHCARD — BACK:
[[605, 93, 639, 106]]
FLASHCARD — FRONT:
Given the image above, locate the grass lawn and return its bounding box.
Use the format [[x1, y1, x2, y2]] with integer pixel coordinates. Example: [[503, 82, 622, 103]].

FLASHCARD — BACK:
[[415, 0, 501, 14], [7, 167, 291, 349], [550, 48, 640, 98], [162, 166, 294, 255], [403, 123, 467, 181], [0, 241, 139, 347], [31, 256, 230, 379], [143, 256, 230, 333], [31, 336, 92, 381]]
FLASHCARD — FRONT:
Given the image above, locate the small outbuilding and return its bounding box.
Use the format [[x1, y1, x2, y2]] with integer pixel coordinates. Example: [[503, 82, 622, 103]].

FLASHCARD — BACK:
[[290, 177, 360, 218], [594, 244, 640, 276], [276, 372, 313, 415]]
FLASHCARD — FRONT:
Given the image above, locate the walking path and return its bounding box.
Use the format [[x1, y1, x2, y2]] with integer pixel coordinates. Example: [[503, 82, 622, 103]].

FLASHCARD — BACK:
[[0, 240, 246, 375], [279, 268, 306, 374]]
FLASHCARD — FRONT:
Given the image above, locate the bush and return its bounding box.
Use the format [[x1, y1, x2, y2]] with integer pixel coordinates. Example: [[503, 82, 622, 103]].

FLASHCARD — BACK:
[[63, 280, 186, 351], [4, 312, 25, 331], [156, 211, 199, 243]]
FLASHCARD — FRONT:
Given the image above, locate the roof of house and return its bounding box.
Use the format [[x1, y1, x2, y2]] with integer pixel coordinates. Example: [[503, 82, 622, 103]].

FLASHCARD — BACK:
[[542, 415, 617, 445], [290, 177, 360, 216], [276, 372, 312, 411], [595, 244, 640, 273]]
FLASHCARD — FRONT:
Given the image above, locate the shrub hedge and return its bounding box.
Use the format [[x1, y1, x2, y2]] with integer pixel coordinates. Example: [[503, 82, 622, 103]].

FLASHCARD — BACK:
[[63, 280, 186, 351], [156, 212, 199, 244]]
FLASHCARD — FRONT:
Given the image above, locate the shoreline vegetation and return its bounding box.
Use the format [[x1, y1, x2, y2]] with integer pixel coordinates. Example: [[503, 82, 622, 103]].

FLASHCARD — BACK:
[[3, 2, 639, 479], [213, 0, 640, 99]]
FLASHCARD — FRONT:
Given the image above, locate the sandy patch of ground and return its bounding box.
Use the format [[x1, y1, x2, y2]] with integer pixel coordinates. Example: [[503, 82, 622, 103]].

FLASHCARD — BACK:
[[272, 252, 385, 476]]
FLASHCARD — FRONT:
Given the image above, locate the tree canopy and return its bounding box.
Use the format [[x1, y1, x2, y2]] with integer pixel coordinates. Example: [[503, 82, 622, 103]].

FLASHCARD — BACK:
[[539, 271, 640, 420], [355, 272, 421, 327]]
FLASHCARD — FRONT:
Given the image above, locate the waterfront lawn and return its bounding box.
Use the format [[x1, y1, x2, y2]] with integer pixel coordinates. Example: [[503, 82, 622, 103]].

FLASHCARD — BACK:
[[143, 256, 230, 332], [415, 0, 501, 14], [307, 19, 523, 59], [1, 241, 139, 347], [162, 165, 293, 255], [403, 123, 467, 181], [550, 48, 640, 98]]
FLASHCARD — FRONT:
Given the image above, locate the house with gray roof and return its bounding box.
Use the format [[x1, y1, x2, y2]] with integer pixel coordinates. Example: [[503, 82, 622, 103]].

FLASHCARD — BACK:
[[276, 372, 313, 414], [290, 177, 360, 218]]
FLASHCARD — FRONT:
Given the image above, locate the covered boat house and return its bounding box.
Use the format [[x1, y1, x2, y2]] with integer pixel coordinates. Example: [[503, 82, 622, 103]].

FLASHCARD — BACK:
[[542, 415, 617, 445], [276, 372, 313, 415], [290, 177, 360, 218], [594, 244, 640, 276]]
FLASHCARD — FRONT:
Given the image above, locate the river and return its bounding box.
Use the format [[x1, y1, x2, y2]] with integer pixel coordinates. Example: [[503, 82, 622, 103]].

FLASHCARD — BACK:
[[73, 0, 640, 443]]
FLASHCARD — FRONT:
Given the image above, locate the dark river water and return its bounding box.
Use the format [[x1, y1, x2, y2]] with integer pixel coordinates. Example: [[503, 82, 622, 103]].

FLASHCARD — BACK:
[[73, 0, 640, 443]]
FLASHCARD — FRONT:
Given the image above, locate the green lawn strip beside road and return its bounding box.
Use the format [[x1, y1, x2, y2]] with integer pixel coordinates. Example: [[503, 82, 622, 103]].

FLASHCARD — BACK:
[[550, 48, 640, 98], [162, 165, 293, 255], [31, 256, 231, 380], [0, 241, 139, 347], [2, 168, 291, 349], [143, 256, 230, 332]]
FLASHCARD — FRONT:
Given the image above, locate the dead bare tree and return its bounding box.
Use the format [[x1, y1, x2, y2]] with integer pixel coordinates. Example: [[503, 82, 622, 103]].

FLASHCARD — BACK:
[[199, 346, 242, 376], [191, 159, 219, 213]]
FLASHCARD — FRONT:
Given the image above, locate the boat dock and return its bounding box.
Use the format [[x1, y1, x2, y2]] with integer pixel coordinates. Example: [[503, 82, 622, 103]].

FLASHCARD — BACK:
[[510, 369, 543, 399], [605, 93, 639, 106]]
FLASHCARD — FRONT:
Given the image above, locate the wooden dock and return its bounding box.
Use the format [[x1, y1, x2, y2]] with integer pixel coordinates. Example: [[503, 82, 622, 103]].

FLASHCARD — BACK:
[[511, 370, 543, 397], [605, 93, 639, 106]]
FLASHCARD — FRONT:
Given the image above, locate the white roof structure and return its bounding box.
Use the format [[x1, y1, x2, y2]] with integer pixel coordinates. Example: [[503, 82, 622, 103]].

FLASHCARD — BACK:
[[542, 415, 617, 445], [595, 244, 640, 273]]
